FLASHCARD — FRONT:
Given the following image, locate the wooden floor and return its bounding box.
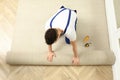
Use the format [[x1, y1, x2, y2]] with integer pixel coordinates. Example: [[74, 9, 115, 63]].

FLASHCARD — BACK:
[[0, 0, 113, 80]]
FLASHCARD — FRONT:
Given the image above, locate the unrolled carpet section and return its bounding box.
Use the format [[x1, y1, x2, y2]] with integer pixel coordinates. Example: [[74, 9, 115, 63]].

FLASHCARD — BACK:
[[6, 0, 115, 65]]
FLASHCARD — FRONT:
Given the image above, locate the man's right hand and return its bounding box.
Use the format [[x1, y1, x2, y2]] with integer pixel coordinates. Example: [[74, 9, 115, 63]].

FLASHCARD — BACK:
[[47, 51, 56, 62]]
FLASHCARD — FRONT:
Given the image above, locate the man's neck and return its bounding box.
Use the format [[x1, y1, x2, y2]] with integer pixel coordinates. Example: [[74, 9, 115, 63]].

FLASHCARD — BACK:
[[56, 28, 63, 37]]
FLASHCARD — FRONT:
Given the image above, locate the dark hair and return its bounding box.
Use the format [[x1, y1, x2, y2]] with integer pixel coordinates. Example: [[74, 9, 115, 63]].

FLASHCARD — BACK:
[[45, 28, 58, 45]]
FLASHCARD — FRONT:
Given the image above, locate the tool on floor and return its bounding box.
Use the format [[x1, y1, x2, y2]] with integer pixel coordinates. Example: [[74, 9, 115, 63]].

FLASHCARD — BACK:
[[83, 35, 92, 47]]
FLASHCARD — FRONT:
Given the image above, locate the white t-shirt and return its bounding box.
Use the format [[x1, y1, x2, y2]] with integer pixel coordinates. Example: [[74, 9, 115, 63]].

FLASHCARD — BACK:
[[45, 8, 77, 41]]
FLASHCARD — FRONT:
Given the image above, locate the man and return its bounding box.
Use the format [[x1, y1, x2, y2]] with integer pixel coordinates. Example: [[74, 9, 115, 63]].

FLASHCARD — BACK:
[[44, 6, 79, 65]]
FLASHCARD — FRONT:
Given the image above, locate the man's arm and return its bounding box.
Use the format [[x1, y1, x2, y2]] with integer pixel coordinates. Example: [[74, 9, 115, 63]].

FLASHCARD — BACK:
[[47, 45, 56, 62], [48, 45, 53, 52], [71, 40, 80, 65]]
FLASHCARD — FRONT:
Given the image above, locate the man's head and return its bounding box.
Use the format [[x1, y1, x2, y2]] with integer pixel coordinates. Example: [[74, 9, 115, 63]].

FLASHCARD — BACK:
[[45, 28, 58, 45]]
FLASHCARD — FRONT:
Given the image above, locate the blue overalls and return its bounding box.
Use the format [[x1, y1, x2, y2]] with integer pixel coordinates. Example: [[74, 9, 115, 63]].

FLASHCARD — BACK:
[[50, 6, 77, 44]]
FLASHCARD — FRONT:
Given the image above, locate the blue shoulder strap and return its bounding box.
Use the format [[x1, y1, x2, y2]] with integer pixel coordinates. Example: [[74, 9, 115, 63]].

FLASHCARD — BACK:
[[50, 8, 66, 28], [63, 10, 71, 34], [50, 8, 72, 34]]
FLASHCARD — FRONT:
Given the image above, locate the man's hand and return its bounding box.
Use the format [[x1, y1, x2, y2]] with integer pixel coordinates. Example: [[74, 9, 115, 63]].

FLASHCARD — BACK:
[[47, 51, 56, 62], [72, 56, 80, 65]]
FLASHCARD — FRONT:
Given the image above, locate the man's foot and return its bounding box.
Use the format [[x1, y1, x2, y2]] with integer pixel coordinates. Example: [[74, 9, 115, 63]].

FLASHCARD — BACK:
[[60, 6, 65, 9]]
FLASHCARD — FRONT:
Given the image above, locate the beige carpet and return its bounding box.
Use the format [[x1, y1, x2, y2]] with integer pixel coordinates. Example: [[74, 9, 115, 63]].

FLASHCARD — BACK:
[[6, 0, 115, 65]]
